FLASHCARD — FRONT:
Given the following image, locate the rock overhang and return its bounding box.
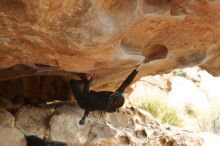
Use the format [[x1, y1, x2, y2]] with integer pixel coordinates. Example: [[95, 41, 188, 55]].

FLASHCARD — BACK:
[[0, 0, 220, 92]]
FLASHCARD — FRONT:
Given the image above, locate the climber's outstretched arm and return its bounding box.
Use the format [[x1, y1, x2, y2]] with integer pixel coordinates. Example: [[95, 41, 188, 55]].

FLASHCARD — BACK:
[[116, 64, 143, 93]]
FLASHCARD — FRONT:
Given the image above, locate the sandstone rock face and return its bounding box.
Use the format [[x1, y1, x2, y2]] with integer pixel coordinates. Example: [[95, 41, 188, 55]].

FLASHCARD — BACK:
[[0, 1, 218, 145], [0, 125, 27, 146], [0, 0, 220, 92], [0, 104, 203, 146], [0, 108, 15, 127], [15, 106, 54, 138]]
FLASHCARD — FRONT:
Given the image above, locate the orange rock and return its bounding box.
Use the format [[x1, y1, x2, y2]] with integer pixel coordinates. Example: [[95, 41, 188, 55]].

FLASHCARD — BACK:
[[0, 0, 219, 91]]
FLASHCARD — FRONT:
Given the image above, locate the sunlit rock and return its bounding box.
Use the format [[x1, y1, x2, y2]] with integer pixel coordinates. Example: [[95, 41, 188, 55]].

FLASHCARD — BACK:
[[0, 0, 220, 91]]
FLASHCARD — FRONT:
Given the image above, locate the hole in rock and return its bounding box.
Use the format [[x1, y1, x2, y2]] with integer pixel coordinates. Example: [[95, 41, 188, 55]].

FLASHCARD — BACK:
[[144, 44, 168, 63], [119, 136, 130, 145], [135, 129, 147, 138]]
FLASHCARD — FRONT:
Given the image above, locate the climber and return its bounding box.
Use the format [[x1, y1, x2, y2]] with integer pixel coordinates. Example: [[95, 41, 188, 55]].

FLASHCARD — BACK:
[[70, 64, 143, 125]]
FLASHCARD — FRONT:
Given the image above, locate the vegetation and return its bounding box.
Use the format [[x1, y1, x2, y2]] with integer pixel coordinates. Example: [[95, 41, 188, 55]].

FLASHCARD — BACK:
[[184, 103, 196, 117], [172, 69, 186, 77], [139, 99, 183, 127]]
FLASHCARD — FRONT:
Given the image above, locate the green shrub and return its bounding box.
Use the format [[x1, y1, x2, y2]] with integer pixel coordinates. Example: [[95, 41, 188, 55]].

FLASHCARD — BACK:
[[172, 69, 186, 77], [184, 103, 196, 117], [139, 100, 183, 127]]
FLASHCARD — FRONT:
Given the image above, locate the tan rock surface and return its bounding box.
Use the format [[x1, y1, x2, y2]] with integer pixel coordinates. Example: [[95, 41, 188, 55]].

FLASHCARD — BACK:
[[0, 125, 26, 146], [0, 1, 218, 145], [0, 108, 15, 127], [0, 0, 220, 91], [11, 104, 203, 146], [15, 106, 54, 138]]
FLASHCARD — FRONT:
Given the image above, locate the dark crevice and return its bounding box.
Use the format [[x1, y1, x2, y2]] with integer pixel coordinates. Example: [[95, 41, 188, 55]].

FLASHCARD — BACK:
[[0, 75, 72, 112], [119, 135, 130, 145], [144, 44, 168, 63]]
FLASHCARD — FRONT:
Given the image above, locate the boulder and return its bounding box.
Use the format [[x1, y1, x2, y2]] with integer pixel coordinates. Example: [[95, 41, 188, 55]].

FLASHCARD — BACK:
[[13, 104, 203, 146], [0, 108, 15, 127], [0, 125, 26, 146]]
